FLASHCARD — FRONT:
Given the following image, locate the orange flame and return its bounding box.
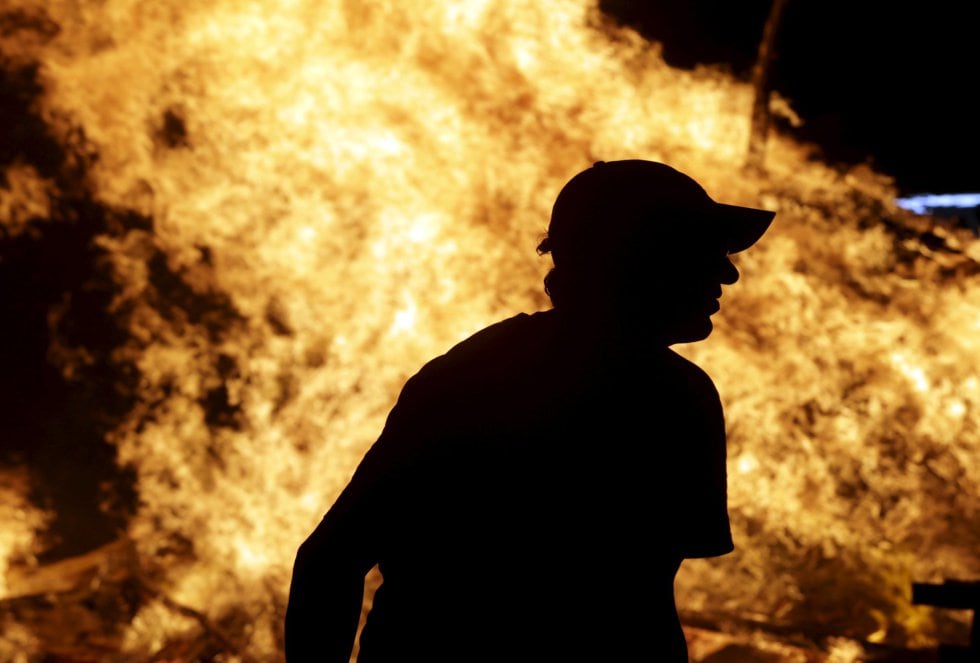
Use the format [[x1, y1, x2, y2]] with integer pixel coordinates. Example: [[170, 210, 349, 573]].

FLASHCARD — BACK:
[[2, 0, 979, 660]]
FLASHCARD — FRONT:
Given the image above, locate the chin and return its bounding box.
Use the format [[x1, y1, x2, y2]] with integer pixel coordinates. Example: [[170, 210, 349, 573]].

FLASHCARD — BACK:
[[667, 317, 714, 344]]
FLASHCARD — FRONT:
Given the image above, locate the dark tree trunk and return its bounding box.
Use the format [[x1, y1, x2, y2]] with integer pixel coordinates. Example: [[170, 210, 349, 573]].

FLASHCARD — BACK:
[[746, 0, 790, 173]]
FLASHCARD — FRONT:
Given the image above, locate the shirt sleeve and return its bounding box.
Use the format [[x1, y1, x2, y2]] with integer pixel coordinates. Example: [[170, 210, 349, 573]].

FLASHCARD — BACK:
[[672, 364, 735, 559]]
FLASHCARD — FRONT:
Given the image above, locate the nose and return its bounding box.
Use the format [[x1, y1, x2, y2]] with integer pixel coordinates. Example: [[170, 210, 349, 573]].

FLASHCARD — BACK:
[[720, 255, 739, 285]]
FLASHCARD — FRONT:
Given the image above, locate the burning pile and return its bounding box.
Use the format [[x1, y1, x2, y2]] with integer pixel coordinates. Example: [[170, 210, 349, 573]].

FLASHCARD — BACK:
[[1, 0, 978, 660]]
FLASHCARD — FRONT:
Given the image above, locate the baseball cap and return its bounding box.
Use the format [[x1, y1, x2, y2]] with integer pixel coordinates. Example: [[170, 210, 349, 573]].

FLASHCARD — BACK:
[[538, 160, 775, 265]]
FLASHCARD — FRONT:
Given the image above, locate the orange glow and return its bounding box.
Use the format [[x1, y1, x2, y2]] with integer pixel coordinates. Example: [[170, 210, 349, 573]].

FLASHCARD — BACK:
[[1, 0, 979, 660]]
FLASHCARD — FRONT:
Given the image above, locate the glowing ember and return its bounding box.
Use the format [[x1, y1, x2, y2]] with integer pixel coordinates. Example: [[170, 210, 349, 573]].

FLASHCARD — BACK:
[[1, 0, 979, 660]]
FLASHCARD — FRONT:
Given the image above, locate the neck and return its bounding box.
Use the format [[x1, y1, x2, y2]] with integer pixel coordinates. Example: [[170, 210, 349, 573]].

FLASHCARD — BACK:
[[549, 306, 672, 357]]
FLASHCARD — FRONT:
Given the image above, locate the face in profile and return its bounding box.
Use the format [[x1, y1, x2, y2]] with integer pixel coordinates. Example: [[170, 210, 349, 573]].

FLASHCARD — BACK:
[[611, 234, 740, 345]]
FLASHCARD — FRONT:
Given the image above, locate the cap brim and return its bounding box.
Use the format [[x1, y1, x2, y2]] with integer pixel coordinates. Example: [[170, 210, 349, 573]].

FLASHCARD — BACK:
[[715, 203, 776, 253]]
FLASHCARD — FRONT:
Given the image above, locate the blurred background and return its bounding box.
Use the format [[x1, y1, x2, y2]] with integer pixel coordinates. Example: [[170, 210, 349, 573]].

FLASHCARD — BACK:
[[1, 1, 978, 661]]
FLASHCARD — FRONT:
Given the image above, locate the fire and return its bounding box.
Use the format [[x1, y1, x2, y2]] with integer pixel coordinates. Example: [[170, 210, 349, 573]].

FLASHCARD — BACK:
[[1, 0, 979, 660], [0, 470, 48, 599]]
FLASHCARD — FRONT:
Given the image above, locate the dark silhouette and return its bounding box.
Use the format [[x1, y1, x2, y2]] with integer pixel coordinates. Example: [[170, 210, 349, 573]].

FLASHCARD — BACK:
[[286, 160, 775, 662], [912, 580, 980, 661]]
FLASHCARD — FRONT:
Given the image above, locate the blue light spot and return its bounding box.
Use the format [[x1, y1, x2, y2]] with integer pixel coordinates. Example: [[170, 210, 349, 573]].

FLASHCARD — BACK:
[[896, 193, 980, 215]]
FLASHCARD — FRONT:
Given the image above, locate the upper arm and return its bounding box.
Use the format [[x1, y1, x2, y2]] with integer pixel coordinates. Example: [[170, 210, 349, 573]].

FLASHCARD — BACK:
[[300, 371, 445, 572], [672, 360, 734, 558]]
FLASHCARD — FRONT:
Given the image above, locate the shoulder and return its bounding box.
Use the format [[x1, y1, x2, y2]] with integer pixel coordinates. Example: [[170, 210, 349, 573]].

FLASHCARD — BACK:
[[661, 349, 716, 388], [659, 349, 723, 410], [440, 311, 546, 365], [399, 311, 552, 403]]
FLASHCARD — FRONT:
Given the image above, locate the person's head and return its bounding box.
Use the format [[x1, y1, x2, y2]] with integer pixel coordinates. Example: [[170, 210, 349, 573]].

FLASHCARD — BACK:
[[537, 159, 775, 345]]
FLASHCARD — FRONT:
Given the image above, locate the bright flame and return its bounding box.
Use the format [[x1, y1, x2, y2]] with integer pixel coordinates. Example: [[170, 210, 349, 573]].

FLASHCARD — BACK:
[[890, 352, 930, 393], [1, 0, 979, 659], [0, 471, 49, 599]]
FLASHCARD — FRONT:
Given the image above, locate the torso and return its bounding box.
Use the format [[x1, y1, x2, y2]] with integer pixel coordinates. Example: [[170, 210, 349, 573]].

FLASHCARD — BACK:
[[358, 310, 726, 662]]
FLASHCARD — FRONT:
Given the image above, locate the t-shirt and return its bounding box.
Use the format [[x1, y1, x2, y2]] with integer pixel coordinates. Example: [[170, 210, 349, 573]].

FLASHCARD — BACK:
[[323, 309, 733, 661]]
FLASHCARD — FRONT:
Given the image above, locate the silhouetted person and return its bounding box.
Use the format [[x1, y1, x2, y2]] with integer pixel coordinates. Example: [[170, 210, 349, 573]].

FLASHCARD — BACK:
[[286, 160, 775, 662]]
